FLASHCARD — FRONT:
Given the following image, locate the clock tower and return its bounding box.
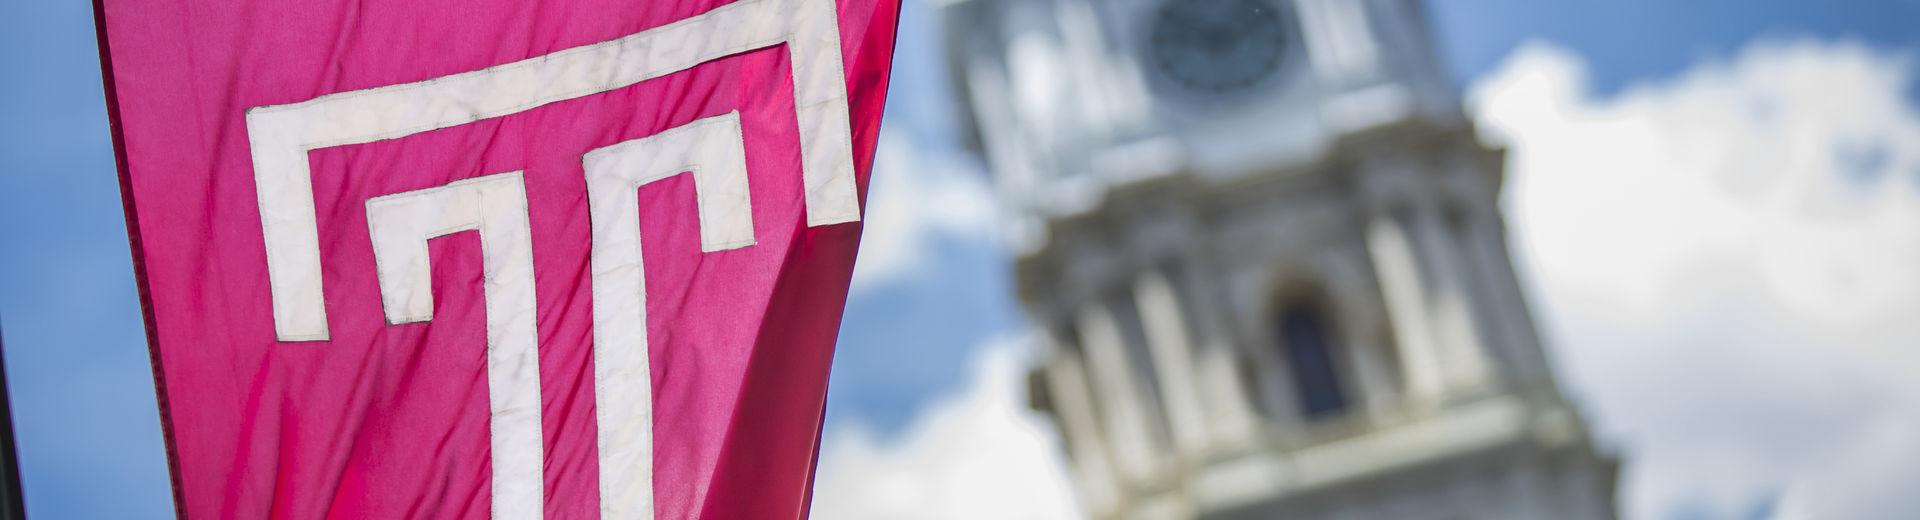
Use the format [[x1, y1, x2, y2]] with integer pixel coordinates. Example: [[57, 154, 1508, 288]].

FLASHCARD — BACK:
[[941, 0, 1621, 519]]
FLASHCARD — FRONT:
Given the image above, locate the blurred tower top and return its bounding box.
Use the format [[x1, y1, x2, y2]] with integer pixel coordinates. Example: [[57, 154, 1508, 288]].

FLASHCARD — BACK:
[[942, 0, 1621, 518], [942, 0, 1462, 253]]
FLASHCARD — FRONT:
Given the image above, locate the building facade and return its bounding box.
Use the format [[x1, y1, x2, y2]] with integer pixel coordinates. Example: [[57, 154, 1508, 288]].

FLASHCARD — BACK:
[[940, 0, 1620, 518]]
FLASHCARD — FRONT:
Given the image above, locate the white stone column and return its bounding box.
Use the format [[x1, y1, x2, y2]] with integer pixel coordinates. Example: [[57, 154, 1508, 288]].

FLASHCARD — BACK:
[[1171, 262, 1262, 450], [1366, 212, 1448, 405], [1079, 300, 1165, 483], [1045, 348, 1123, 517], [1405, 202, 1495, 394], [1133, 270, 1211, 458], [1193, 349, 1262, 450]]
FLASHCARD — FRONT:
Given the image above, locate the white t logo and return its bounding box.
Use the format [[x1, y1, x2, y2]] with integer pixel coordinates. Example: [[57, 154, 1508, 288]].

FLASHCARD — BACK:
[[364, 172, 546, 519], [583, 112, 755, 520], [243, 0, 861, 516]]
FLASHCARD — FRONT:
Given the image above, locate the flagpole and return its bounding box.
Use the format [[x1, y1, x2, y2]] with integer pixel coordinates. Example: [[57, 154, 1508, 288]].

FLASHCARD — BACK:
[[0, 320, 25, 519]]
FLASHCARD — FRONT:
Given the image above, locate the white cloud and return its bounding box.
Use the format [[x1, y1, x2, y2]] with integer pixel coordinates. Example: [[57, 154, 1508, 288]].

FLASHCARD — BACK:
[[1471, 40, 1920, 519], [811, 338, 1083, 519], [851, 132, 1000, 293]]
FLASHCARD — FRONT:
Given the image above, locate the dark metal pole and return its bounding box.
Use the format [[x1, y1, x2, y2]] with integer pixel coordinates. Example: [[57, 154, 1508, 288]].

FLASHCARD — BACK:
[[0, 320, 25, 518]]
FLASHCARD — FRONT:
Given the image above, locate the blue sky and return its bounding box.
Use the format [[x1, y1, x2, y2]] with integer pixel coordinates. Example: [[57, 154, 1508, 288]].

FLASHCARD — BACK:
[[3, 0, 1919, 518], [1430, 0, 1920, 97]]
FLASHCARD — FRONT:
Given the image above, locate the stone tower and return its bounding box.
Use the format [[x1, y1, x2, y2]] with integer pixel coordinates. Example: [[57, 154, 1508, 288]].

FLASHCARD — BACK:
[[940, 0, 1620, 518]]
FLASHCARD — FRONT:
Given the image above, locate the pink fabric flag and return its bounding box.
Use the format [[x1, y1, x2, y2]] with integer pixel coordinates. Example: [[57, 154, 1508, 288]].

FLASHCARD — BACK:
[[94, 0, 898, 517]]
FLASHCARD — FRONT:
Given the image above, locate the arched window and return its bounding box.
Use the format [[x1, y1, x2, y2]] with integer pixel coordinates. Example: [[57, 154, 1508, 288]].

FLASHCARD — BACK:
[[1278, 302, 1347, 418]]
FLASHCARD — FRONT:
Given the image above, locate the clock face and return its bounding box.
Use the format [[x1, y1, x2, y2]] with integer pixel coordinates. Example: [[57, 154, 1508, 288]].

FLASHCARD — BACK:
[[1148, 0, 1289, 93]]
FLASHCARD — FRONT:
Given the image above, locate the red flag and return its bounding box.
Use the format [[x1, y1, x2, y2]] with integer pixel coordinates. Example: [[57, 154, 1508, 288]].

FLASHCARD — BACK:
[[94, 0, 898, 517]]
